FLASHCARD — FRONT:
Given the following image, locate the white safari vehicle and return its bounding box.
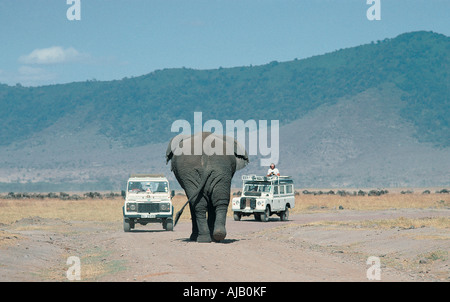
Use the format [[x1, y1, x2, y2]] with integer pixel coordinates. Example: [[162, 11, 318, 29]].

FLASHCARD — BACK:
[[232, 175, 295, 222], [122, 174, 174, 232]]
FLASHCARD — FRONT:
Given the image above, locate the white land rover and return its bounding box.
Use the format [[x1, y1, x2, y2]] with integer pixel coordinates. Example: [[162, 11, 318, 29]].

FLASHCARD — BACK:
[[231, 175, 295, 222], [122, 174, 174, 232]]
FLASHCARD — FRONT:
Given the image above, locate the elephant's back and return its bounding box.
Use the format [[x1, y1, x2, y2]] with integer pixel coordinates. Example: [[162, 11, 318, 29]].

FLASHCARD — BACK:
[[172, 154, 234, 197]]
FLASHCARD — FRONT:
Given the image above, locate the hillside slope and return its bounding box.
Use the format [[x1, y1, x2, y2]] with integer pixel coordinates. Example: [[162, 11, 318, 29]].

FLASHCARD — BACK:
[[1, 84, 449, 191], [0, 31, 449, 191], [276, 86, 449, 187], [1, 31, 449, 148]]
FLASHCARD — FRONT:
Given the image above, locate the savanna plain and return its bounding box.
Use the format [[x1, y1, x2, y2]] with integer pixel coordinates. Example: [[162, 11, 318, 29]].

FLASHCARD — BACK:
[[0, 189, 449, 282]]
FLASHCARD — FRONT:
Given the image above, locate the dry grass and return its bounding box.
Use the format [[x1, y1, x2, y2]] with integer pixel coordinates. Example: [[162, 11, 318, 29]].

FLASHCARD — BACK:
[[0, 198, 124, 225], [0, 230, 23, 248], [0, 191, 448, 225], [303, 216, 450, 230], [420, 250, 448, 262], [290, 192, 450, 213]]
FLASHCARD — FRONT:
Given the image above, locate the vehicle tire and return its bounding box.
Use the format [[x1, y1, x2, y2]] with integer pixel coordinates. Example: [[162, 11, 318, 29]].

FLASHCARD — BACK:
[[254, 213, 261, 221], [233, 212, 242, 221], [123, 218, 132, 232], [280, 206, 289, 221], [165, 219, 174, 231], [260, 206, 270, 222]]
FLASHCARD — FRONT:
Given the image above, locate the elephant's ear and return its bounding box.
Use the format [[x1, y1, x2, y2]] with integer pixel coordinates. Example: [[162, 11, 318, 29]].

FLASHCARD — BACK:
[[234, 139, 249, 171], [165, 138, 174, 164]]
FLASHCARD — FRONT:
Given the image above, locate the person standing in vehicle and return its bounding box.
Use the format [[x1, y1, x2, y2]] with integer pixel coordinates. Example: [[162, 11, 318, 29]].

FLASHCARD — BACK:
[[267, 163, 280, 176]]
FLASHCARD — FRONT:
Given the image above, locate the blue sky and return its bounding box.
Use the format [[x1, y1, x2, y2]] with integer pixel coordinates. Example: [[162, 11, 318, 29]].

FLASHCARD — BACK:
[[1, 0, 449, 87]]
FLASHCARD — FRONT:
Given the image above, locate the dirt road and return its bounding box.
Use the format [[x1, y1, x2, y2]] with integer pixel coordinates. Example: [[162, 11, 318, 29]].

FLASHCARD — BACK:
[[0, 208, 449, 282]]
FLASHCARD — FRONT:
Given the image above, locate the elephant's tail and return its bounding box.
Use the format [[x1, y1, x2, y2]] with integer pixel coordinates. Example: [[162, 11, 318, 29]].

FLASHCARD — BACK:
[[174, 169, 213, 227]]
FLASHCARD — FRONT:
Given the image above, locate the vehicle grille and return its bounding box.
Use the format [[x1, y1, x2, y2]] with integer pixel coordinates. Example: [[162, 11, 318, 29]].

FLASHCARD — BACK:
[[138, 203, 160, 213], [240, 197, 256, 209]]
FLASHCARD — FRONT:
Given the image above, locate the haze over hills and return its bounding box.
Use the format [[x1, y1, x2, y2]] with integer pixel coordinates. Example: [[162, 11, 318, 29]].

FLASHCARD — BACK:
[[0, 31, 449, 191]]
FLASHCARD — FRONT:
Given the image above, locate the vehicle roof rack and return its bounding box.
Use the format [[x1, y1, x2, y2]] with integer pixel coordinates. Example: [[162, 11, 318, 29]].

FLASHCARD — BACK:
[[129, 174, 165, 178], [242, 175, 291, 181]]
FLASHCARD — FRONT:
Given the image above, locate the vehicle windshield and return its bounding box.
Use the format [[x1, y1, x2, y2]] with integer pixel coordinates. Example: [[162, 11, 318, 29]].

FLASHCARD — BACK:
[[128, 181, 168, 193], [244, 184, 271, 193]]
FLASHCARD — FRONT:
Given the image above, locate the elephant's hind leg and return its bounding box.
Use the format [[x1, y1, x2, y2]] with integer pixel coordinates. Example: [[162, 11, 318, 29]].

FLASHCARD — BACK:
[[212, 202, 228, 242], [194, 196, 212, 243], [188, 202, 198, 241]]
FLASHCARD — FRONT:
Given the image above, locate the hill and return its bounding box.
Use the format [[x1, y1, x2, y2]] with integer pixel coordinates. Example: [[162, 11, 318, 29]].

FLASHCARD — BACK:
[[0, 31, 449, 191]]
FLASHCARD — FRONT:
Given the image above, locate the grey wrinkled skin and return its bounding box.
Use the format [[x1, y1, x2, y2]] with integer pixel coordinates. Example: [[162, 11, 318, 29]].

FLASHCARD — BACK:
[[166, 132, 248, 242]]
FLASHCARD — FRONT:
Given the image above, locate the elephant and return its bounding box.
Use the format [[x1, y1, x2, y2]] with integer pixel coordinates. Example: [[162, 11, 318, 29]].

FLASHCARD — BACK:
[[166, 131, 248, 243]]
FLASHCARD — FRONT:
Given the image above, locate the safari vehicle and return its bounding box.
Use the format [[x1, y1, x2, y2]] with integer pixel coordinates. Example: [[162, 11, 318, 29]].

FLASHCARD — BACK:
[[122, 174, 174, 232], [231, 175, 295, 222]]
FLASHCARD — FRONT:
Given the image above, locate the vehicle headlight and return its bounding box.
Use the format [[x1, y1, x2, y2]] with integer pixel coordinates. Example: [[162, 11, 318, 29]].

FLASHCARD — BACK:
[[126, 202, 137, 212], [159, 202, 171, 212]]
